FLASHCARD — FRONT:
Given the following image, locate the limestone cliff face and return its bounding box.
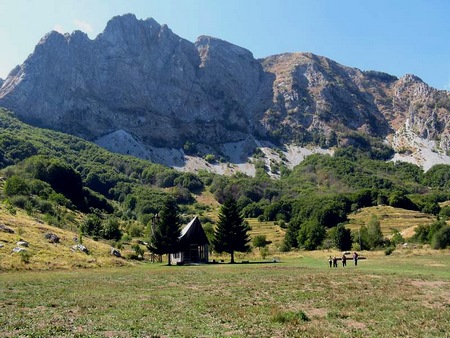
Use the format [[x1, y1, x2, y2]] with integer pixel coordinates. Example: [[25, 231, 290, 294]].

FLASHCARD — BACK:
[[0, 14, 271, 148], [260, 53, 449, 153], [0, 14, 449, 170]]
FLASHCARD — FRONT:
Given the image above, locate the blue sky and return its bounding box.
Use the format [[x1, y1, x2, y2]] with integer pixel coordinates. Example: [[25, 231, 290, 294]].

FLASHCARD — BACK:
[[0, 0, 449, 90]]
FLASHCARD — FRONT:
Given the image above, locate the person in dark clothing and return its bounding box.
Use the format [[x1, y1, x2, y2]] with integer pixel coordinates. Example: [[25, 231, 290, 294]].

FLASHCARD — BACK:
[[328, 256, 333, 268], [333, 256, 338, 268], [342, 254, 347, 267], [353, 252, 359, 266]]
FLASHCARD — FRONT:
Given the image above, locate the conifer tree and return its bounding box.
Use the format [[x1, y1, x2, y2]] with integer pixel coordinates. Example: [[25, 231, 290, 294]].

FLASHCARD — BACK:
[[213, 196, 251, 263], [148, 198, 181, 265]]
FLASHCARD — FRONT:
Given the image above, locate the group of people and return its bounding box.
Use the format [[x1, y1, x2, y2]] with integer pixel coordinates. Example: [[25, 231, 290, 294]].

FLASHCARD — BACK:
[[328, 252, 358, 267]]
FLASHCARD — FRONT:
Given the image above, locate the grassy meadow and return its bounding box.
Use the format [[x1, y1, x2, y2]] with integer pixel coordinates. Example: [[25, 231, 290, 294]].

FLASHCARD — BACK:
[[1, 203, 449, 337], [1, 249, 449, 338]]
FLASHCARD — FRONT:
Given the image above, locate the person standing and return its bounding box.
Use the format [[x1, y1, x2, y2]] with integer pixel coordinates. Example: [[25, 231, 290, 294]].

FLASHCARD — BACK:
[[328, 256, 333, 268], [333, 256, 338, 268], [353, 252, 359, 266], [342, 254, 347, 267]]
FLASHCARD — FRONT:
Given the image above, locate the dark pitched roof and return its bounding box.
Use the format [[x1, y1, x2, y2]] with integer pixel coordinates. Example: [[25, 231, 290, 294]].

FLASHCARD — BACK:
[[179, 216, 209, 246]]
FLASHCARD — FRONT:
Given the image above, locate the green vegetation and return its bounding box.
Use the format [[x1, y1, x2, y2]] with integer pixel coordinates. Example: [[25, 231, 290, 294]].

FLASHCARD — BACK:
[[148, 198, 182, 265], [213, 196, 251, 263], [0, 107, 449, 261]]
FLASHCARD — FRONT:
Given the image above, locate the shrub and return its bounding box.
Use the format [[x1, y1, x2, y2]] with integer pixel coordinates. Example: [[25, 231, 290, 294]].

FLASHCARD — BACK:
[[9, 195, 29, 209], [431, 225, 450, 249], [4, 176, 29, 196], [390, 229, 405, 246], [204, 154, 216, 163], [101, 218, 122, 240], [128, 223, 144, 237], [131, 244, 145, 259], [19, 250, 32, 264], [272, 310, 310, 324], [121, 233, 132, 242], [384, 246, 395, 255]]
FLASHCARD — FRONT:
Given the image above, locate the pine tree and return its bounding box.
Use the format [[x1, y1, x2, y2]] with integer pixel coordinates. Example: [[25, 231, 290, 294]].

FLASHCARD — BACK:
[[213, 196, 251, 263], [148, 198, 181, 265]]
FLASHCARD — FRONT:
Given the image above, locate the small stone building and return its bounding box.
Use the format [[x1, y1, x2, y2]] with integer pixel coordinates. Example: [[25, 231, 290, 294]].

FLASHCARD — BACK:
[[171, 216, 209, 264]]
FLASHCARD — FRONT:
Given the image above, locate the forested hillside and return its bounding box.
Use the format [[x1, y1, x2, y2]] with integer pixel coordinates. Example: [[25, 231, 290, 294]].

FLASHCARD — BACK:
[[0, 108, 449, 256]]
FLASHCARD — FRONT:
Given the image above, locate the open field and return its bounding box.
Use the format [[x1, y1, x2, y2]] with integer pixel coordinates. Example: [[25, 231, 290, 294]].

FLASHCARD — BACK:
[[1, 250, 449, 337]]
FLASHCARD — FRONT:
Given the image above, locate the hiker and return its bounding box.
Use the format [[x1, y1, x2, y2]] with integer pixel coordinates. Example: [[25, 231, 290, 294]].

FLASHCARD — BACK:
[[328, 256, 332, 268], [342, 254, 347, 267], [353, 252, 359, 266], [333, 256, 338, 268]]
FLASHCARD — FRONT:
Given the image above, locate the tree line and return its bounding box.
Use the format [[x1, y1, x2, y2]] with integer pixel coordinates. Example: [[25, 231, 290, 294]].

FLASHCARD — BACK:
[[0, 108, 449, 253]]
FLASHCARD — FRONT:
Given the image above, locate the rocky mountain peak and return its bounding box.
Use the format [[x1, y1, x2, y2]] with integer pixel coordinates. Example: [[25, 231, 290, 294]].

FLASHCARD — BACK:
[[0, 14, 449, 174], [100, 13, 162, 45]]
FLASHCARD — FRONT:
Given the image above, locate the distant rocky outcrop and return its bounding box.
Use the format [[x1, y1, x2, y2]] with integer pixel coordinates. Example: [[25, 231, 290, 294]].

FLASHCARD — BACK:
[[0, 13, 449, 172], [0, 78, 4, 88]]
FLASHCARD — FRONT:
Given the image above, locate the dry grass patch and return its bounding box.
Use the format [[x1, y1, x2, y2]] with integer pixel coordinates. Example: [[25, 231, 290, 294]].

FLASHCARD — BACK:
[[0, 207, 133, 271], [348, 205, 435, 236]]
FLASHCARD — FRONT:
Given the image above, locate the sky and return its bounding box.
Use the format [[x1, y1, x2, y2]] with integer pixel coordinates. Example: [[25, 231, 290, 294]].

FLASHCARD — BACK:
[[0, 0, 449, 90]]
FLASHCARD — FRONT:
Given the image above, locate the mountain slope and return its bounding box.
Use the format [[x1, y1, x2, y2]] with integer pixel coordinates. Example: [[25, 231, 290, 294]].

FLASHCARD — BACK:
[[0, 14, 449, 173]]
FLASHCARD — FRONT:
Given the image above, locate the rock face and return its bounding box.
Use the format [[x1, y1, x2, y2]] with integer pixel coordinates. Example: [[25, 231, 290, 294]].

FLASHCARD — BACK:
[[0, 14, 271, 148], [0, 14, 449, 170]]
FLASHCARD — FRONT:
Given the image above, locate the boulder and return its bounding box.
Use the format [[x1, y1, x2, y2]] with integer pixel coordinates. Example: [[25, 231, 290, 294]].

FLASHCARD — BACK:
[[44, 233, 60, 243], [12, 247, 26, 253], [17, 240, 29, 247], [110, 248, 121, 257], [72, 244, 89, 254], [0, 224, 14, 233]]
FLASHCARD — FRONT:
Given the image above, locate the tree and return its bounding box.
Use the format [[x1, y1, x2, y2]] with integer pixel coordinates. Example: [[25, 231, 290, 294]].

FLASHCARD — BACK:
[[333, 224, 352, 251], [297, 220, 326, 250], [431, 225, 450, 249], [213, 197, 251, 263], [148, 198, 181, 265], [4, 175, 29, 196], [253, 235, 272, 259], [101, 218, 122, 240], [367, 215, 384, 249]]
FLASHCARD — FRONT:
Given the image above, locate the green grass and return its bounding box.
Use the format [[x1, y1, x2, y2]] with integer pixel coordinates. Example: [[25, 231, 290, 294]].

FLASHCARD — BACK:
[[0, 251, 449, 337]]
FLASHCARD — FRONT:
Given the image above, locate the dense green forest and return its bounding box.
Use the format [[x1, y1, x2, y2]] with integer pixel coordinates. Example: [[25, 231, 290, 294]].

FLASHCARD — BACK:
[[1, 108, 449, 251]]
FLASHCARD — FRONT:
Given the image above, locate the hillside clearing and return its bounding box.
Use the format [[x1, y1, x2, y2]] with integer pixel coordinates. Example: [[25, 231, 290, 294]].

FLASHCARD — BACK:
[[347, 205, 436, 237]]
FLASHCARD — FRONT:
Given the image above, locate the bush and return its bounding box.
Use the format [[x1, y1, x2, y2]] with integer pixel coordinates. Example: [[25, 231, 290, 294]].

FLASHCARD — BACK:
[[131, 244, 145, 259], [384, 246, 395, 255], [272, 310, 310, 324], [19, 250, 32, 264], [4, 176, 29, 196], [128, 223, 144, 237], [101, 218, 122, 240], [431, 225, 450, 249], [9, 195, 29, 209], [439, 206, 450, 220], [204, 154, 216, 163]]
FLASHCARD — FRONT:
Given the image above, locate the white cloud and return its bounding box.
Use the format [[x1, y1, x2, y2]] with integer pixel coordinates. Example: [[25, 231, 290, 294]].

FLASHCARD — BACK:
[[53, 24, 65, 34], [73, 19, 93, 33]]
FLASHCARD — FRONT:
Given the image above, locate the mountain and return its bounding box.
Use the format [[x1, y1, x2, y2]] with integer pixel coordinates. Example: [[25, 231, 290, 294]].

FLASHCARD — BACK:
[[1, 13, 449, 173]]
